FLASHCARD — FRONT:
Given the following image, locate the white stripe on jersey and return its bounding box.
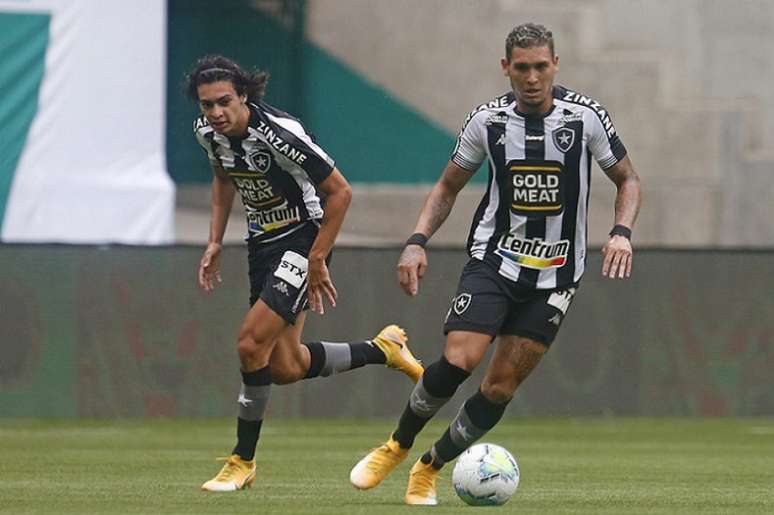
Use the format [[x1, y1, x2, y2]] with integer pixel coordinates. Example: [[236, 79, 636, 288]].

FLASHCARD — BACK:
[[264, 111, 335, 169], [498, 115, 527, 283]]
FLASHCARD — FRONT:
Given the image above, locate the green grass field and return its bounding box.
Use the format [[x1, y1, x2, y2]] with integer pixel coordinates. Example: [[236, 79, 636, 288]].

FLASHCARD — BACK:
[[1, 418, 772, 514]]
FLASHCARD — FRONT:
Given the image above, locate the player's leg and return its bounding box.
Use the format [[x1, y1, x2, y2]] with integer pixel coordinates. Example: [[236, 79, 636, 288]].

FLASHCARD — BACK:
[[270, 319, 422, 384], [403, 335, 545, 505], [201, 299, 287, 491], [350, 260, 507, 490], [349, 331, 488, 490], [404, 287, 577, 504]]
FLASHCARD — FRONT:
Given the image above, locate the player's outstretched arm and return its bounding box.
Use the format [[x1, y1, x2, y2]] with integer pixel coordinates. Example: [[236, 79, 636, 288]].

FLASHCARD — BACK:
[[307, 168, 352, 314], [199, 164, 236, 292], [601, 155, 641, 279], [398, 161, 474, 296]]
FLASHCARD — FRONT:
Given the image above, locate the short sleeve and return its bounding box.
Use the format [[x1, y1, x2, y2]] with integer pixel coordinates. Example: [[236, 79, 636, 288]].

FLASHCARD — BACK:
[[451, 111, 487, 172], [263, 112, 335, 185], [586, 106, 627, 170], [193, 118, 218, 163]]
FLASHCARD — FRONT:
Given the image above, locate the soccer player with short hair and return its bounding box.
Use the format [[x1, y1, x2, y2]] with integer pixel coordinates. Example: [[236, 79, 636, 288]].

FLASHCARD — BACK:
[[187, 55, 424, 492], [350, 23, 642, 505]]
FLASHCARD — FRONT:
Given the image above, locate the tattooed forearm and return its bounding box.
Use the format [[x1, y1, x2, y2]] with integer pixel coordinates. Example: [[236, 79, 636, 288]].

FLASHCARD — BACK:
[[417, 186, 457, 237], [413, 161, 473, 238]]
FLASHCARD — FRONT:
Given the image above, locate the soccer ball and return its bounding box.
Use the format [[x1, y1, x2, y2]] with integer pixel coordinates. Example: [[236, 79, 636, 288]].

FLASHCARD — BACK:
[[452, 443, 520, 506]]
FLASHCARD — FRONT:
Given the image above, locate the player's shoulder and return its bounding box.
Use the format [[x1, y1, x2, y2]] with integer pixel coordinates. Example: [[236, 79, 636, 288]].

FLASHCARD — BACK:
[[460, 91, 516, 130], [193, 114, 213, 135], [254, 101, 299, 123], [552, 85, 614, 126]]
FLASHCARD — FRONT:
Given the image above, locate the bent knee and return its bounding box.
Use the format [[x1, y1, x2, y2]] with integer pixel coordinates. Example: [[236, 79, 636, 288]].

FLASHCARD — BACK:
[[269, 363, 305, 385], [480, 381, 515, 404]]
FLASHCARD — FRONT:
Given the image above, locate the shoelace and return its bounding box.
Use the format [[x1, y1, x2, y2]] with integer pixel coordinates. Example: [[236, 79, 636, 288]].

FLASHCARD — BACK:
[[366, 444, 400, 472], [409, 465, 437, 495], [214, 456, 241, 481]]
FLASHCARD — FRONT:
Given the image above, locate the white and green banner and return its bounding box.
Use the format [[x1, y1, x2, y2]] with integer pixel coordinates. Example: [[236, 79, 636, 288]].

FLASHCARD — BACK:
[[0, 0, 173, 244]]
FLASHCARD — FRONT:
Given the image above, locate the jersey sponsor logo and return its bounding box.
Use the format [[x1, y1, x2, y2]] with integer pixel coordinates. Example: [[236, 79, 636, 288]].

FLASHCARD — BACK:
[[452, 293, 472, 315], [559, 112, 583, 124], [247, 204, 301, 233], [562, 90, 617, 138], [495, 235, 570, 270], [508, 160, 565, 216], [246, 149, 272, 173], [274, 251, 307, 288], [459, 94, 512, 133], [232, 174, 284, 209], [525, 134, 545, 142], [255, 120, 308, 166], [485, 113, 509, 126], [552, 127, 575, 153]]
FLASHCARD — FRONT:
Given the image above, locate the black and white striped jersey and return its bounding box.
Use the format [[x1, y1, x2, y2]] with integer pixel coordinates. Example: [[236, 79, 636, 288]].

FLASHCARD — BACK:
[[194, 102, 335, 243], [452, 85, 627, 290]]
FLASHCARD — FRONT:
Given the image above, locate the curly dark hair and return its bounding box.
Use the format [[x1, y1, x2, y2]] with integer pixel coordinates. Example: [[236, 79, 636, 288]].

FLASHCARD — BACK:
[[186, 55, 269, 102], [505, 23, 554, 59]]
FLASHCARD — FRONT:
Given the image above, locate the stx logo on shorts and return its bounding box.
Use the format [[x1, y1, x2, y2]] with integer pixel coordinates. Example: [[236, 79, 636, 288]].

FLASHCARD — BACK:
[[274, 251, 307, 289], [452, 293, 472, 315]]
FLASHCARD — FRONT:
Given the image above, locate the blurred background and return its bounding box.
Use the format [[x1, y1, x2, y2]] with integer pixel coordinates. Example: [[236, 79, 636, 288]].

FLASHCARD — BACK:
[[1, 0, 772, 419]]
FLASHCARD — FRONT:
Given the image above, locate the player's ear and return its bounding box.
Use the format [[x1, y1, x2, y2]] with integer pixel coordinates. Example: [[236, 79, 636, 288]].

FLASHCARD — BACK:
[[553, 54, 560, 71], [500, 57, 509, 76], [240, 93, 247, 104]]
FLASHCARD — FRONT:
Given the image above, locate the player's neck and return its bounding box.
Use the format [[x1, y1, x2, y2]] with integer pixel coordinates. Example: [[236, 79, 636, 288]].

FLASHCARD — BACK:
[[227, 105, 251, 137], [515, 96, 553, 117]]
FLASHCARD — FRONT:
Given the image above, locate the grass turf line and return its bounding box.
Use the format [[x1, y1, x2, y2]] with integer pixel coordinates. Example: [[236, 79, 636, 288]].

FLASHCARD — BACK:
[[0, 418, 772, 514]]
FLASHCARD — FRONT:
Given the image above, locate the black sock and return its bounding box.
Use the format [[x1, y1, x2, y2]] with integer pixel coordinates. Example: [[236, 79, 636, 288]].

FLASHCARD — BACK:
[[233, 418, 263, 461], [392, 357, 470, 449], [304, 342, 326, 378], [433, 390, 509, 463], [349, 341, 387, 367]]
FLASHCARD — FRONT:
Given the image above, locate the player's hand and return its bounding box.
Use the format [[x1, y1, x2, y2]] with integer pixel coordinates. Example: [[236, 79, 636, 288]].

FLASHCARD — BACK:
[[601, 235, 633, 279], [307, 256, 337, 315], [198, 242, 223, 292], [397, 245, 428, 296]]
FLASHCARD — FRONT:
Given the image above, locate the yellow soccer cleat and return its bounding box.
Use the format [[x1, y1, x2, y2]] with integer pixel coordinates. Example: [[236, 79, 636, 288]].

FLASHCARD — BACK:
[[350, 437, 409, 490], [201, 454, 256, 492], [405, 458, 440, 505], [371, 325, 424, 383]]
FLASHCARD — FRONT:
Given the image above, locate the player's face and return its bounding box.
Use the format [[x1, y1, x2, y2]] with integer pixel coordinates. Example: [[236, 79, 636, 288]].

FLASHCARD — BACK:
[[197, 81, 250, 135], [501, 45, 559, 114]]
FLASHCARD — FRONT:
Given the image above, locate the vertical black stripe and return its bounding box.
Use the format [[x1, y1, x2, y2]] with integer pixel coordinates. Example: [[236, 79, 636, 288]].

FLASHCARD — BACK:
[[483, 118, 509, 267], [226, 135, 249, 169], [518, 115, 547, 288], [556, 120, 583, 287]]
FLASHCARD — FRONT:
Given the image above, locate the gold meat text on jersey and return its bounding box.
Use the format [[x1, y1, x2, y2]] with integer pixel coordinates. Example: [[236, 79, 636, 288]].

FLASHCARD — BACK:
[[507, 160, 565, 217], [230, 171, 284, 210]]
